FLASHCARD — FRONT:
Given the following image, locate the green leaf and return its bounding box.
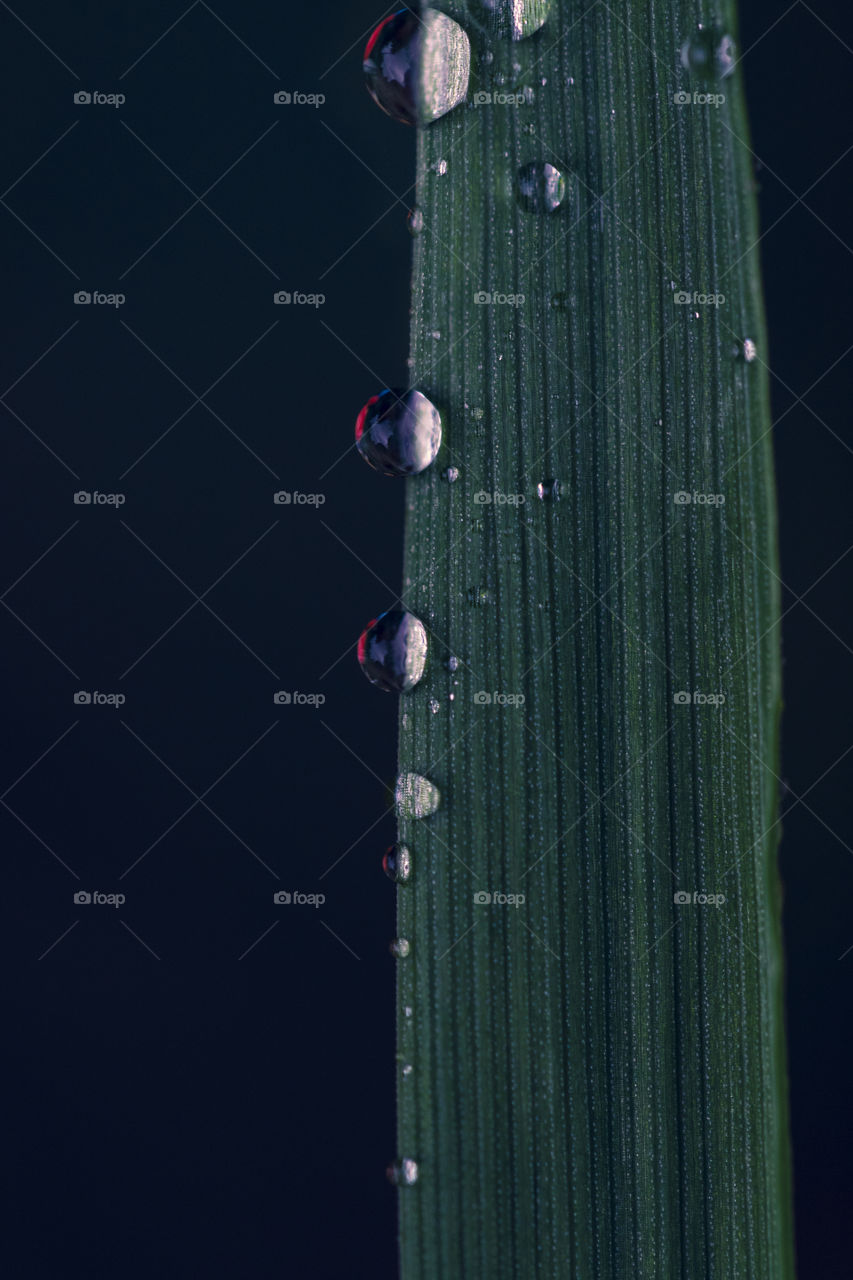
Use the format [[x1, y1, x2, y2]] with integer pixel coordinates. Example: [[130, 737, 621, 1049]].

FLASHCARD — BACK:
[[390, 2, 794, 1275]]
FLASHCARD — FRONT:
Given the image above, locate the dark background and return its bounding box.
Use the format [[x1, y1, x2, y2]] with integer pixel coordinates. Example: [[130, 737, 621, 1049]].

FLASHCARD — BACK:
[[1, 2, 849, 1276]]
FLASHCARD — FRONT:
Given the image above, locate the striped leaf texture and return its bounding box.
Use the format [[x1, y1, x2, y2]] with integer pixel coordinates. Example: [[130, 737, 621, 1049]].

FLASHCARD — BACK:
[[391, 2, 793, 1275]]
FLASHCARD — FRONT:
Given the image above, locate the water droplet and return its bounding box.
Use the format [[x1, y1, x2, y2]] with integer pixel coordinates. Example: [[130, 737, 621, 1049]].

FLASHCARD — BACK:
[[404, 1005, 413, 1018], [364, 11, 471, 125], [395, 772, 441, 818], [435, 158, 448, 175], [358, 610, 428, 693], [442, 466, 459, 483], [428, 697, 440, 715], [446, 655, 459, 672], [481, 0, 552, 40], [448, 692, 455, 701], [387, 1157, 418, 1185], [566, 76, 575, 86], [742, 338, 757, 362], [383, 843, 412, 883], [401, 1063, 413, 1077], [471, 406, 484, 420], [516, 162, 566, 213], [429, 329, 441, 340], [680, 27, 736, 79], [536, 478, 561, 500], [407, 207, 424, 235], [389, 937, 411, 958], [355, 388, 442, 476]]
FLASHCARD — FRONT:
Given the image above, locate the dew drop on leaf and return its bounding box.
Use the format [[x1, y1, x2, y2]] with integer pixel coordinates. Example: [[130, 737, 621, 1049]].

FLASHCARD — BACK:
[[383, 843, 412, 883], [355, 388, 442, 476], [407, 206, 425, 235], [395, 772, 441, 818], [358, 610, 428, 692], [680, 27, 736, 79], [387, 1157, 418, 1185], [516, 162, 566, 213], [389, 937, 411, 958], [363, 10, 471, 125], [536, 479, 561, 500], [480, 0, 552, 40]]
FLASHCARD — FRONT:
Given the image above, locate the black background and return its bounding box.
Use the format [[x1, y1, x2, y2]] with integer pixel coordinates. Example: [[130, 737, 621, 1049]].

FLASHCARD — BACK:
[[1, 3, 850, 1276]]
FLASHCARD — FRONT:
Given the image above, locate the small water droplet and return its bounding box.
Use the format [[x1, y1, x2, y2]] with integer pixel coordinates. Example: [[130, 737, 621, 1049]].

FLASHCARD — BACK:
[[387, 1157, 418, 1185], [429, 329, 441, 340], [428, 697, 440, 715], [516, 162, 566, 213], [435, 158, 448, 175], [742, 338, 757, 362], [407, 207, 424, 235], [364, 11, 471, 125], [680, 27, 736, 80], [480, 0, 552, 40], [395, 772, 441, 818], [401, 1063, 413, 1077], [383, 843, 412, 883], [442, 466, 459, 483], [404, 1005, 413, 1018], [446, 655, 460, 672], [389, 937, 411, 958], [355, 388, 442, 476], [566, 76, 575, 86], [471, 406, 484, 420], [358, 610, 428, 693], [536, 478, 561, 500], [448, 691, 455, 701]]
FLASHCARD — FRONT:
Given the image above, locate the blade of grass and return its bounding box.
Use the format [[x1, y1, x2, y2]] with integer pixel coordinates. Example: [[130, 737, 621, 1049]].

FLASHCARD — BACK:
[[389, 2, 793, 1275]]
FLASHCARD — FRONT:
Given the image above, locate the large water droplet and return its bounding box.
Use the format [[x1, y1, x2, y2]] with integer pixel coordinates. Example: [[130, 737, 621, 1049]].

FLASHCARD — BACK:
[[389, 937, 411, 958], [358, 610, 428, 693], [387, 1157, 418, 1185], [407, 207, 424, 236], [383, 843, 412, 883], [364, 10, 471, 125], [481, 0, 552, 40], [355, 388, 442, 476], [516, 162, 566, 213], [396, 772, 441, 818], [680, 27, 736, 79]]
